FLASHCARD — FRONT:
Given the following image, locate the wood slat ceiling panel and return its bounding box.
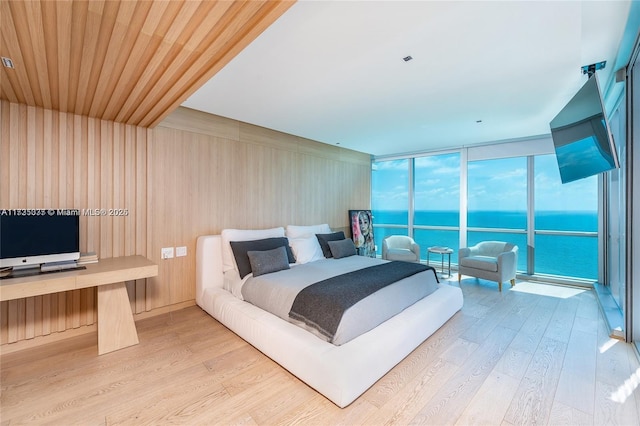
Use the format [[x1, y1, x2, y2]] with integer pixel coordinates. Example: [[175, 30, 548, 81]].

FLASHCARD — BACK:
[[0, 0, 295, 128]]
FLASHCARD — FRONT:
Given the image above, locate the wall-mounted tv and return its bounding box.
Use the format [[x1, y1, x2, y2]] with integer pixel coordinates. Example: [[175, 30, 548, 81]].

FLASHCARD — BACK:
[[0, 210, 80, 270], [549, 74, 619, 184]]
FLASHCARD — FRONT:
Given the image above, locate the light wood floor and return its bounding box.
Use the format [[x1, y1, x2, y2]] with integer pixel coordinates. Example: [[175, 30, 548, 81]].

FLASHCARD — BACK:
[[2, 278, 640, 425]]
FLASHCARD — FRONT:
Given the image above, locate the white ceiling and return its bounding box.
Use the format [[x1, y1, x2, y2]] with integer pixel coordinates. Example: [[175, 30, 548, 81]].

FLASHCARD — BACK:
[[182, 0, 632, 157]]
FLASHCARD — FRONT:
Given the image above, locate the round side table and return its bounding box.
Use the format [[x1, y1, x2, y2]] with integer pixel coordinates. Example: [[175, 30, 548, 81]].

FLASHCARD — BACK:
[[427, 246, 454, 277]]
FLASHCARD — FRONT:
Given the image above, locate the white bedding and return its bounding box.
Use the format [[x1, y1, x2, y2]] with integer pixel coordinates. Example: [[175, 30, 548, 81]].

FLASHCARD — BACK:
[[196, 234, 463, 408], [241, 256, 439, 345]]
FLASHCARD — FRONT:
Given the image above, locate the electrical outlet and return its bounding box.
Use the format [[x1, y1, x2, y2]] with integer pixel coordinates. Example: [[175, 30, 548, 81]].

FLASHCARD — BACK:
[[176, 246, 187, 257], [161, 247, 174, 259]]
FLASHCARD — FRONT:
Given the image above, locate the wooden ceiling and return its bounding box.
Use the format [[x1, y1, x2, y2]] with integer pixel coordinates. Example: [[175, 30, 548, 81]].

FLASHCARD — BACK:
[[0, 0, 295, 127]]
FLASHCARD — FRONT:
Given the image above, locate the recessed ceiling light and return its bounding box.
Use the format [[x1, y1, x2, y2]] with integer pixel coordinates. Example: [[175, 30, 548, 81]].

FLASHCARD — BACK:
[[476, 120, 483, 123], [1, 57, 15, 69], [403, 56, 413, 62]]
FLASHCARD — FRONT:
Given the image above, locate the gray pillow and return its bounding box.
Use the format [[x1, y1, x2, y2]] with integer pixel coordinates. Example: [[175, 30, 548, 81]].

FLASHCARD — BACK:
[[316, 231, 345, 258], [230, 237, 295, 278], [328, 238, 356, 259], [247, 246, 291, 277]]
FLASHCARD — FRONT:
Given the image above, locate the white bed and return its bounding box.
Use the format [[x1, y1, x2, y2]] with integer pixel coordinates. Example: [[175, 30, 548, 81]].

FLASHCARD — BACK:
[[196, 234, 463, 408]]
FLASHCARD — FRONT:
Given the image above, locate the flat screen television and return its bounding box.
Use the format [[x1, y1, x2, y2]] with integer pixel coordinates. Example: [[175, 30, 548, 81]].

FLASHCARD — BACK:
[[549, 74, 619, 184], [0, 210, 80, 270]]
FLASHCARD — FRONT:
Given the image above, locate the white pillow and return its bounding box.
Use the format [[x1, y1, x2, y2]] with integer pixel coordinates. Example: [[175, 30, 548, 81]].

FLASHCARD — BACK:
[[221, 227, 285, 272], [289, 236, 325, 264], [286, 223, 331, 239]]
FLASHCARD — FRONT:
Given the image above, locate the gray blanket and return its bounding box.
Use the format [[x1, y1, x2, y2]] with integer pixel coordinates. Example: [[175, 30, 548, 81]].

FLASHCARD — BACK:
[[288, 261, 436, 341]]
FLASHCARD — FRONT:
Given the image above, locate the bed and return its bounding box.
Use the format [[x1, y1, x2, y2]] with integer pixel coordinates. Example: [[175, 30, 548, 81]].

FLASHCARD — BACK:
[[195, 228, 463, 408]]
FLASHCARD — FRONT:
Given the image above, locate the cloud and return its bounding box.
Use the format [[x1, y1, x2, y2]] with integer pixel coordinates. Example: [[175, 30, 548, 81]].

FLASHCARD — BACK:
[[489, 168, 527, 181], [373, 160, 408, 171], [416, 178, 441, 187]]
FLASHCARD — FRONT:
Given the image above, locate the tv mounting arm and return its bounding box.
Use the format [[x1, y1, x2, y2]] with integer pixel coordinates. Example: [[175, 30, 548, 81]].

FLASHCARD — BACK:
[[581, 61, 606, 78]]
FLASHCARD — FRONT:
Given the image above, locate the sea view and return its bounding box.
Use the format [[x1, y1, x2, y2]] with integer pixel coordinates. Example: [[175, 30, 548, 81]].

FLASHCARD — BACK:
[[372, 210, 598, 280]]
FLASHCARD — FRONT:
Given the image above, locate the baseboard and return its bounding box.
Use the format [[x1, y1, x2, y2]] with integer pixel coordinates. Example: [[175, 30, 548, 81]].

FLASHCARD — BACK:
[[0, 325, 98, 355], [133, 300, 195, 321]]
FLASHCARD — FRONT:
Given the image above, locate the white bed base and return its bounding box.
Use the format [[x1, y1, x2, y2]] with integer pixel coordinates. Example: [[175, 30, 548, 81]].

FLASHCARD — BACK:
[[196, 235, 464, 408]]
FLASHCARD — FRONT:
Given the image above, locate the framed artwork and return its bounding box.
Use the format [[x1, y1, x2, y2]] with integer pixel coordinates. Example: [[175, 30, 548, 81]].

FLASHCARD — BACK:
[[349, 210, 375, 257]]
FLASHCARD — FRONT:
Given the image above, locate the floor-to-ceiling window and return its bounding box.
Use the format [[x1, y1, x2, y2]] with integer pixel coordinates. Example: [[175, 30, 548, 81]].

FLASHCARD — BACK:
[[466, 157, 528, 273], [371, 159, 409, 254], [534, 155, 598, 280], [629, 37, 640, 350], [607, 103, 626, 312], [413, 153, 460, 263], [371, 148, 600, 283]]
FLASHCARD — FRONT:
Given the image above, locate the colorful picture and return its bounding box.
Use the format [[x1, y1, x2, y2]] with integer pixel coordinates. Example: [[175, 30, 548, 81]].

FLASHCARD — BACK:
[[349, 210, 375, 257]]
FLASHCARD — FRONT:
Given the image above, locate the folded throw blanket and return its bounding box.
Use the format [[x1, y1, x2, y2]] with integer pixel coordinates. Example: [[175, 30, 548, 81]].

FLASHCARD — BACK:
[[289, 261, 437, 342]]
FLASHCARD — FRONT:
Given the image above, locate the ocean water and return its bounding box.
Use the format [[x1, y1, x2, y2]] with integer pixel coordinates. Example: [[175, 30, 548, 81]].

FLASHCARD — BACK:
[[372, 210, 598, 280]]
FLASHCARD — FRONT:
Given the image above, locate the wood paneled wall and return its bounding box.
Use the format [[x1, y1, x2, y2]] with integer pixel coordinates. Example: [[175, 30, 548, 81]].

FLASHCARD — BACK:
[[148, 108, 371, 306], [0, 100, 148, 347], [0, 101, 371, 350]]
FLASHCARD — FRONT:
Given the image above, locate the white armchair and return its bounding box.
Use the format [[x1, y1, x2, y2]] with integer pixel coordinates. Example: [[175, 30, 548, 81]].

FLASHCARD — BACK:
[[382, 236, 420, 263], [458, 241, 518, 291]]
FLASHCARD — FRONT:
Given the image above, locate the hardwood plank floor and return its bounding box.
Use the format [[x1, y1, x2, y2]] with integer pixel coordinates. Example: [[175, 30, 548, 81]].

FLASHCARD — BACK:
[[2, 278, 639, 425]]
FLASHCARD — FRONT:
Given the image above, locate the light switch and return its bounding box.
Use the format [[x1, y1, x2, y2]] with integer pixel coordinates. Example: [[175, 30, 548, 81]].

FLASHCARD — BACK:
[[161, 247, 174, 259]]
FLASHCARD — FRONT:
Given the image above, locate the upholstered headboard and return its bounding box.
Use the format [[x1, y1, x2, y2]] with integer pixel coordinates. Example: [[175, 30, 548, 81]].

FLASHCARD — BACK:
[[195, 235, 224, 306]]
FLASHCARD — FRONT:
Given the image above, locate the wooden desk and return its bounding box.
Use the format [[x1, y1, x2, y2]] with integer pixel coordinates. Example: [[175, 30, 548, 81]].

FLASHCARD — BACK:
[[0, 256, 158, 355]]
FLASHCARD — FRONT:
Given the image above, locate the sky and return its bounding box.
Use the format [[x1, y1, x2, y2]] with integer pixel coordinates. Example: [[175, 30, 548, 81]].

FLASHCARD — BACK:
[[372, 153, 598, 212]]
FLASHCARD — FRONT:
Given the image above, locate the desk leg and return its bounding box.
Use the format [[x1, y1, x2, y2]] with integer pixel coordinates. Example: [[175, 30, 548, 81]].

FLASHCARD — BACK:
[[97, 282, 139, 355]]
